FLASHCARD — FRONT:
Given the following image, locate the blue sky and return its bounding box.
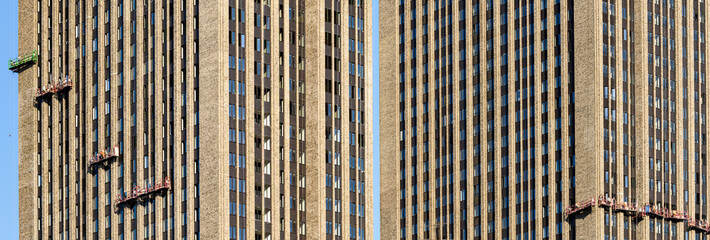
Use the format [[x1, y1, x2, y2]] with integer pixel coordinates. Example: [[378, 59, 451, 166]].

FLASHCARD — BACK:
[[372, 0, 381, 238], [0, 0, 19, 237], [0, 1, 379, 238]]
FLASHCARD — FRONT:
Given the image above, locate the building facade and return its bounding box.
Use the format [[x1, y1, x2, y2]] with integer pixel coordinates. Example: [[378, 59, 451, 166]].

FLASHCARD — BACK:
[[16, 0, 373, 239], [381, 0, 708, 239]]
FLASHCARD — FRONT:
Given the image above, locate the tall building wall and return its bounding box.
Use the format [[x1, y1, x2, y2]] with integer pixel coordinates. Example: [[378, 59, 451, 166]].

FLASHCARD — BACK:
[[17, 0, 373, 239], [381, 0, 710, 239]]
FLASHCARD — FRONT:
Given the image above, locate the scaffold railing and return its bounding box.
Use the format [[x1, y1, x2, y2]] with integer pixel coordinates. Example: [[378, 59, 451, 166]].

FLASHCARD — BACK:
[[567, 194, 707, 231], [89, 145, 120, 167], [115, 177, 172, 206], [611, 199, 639, 215], [9, 50, 38, 71], [35, 76, 73, 99], [598, 195, 615, 207], [688, 219, 710, 232], [563, 197, 596, 217]]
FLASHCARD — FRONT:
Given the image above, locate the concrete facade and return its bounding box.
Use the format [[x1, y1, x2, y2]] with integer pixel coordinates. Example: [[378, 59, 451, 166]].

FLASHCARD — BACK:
[[381, 0, 710, 239], [17, 0, 372, 239]]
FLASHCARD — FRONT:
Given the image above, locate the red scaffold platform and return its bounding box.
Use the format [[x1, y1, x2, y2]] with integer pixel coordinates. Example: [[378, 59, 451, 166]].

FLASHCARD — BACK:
[[89, 145, 120, 167], [35, 76, 73, 99], [564, 198, 596, 218], [567, 194, 708, 233], [688, 219, 710, 233], [115, 177, 172, 206], [598, 195, 615, 208]]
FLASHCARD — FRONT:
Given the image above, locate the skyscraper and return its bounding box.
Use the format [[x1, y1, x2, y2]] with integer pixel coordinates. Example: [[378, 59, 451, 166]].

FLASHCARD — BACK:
[[381, 0, 708, 239], [16, 0, 373, 239]]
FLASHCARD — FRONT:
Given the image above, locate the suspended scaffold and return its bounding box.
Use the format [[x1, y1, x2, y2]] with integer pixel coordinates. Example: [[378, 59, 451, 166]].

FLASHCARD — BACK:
[[35, 76, 73, 99], [563, 197, 596, 217], [115, 177, 172, 208], [565, 194, 705, 233], [88, 145, 120, 167], [8, 50, 38, 71], [688, 219, 710, 233]]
